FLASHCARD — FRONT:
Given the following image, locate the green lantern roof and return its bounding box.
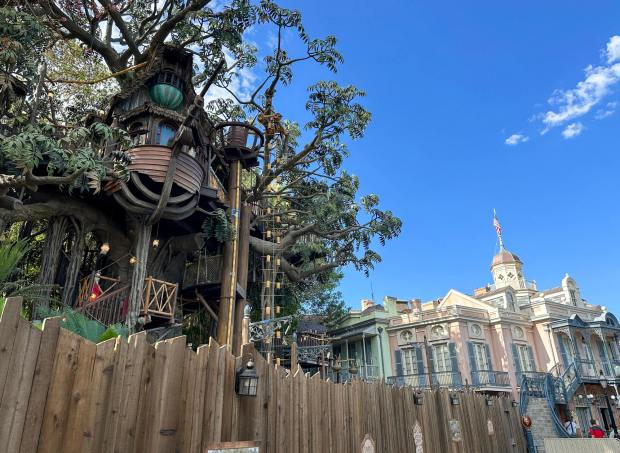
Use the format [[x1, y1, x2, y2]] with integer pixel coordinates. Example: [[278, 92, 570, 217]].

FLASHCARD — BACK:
[[149, 83, 184, 110]]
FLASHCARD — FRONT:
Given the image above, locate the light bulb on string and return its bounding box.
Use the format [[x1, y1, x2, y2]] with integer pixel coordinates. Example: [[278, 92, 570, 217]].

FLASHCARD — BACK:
[[100, 243, 110, 255]]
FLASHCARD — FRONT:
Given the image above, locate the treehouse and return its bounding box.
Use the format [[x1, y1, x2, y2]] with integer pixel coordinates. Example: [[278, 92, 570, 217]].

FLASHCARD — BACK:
[[70, 45, 264, 340], [103, 45, 227, 221]]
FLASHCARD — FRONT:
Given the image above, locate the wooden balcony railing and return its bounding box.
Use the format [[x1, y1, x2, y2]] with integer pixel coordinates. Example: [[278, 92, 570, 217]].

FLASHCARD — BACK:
[[77, 274, 178, 324], [142, 276, 178, 321], [77, 274, 122, 307], [78, 285, 130, 325]]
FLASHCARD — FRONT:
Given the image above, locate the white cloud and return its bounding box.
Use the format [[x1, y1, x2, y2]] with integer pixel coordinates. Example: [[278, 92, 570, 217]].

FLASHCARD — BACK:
[[505, 134, 529, 145], [542, 62, 620, 130], [595, 101, 617, 119], [536, 35, 620, 136], [561, 122, 584, 139], [606, 35, 620, 64]]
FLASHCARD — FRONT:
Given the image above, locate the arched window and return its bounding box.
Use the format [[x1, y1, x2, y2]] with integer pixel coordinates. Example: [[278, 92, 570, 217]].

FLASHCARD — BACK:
[[155, 122, 177, 146], [129, 122, 149, 146]]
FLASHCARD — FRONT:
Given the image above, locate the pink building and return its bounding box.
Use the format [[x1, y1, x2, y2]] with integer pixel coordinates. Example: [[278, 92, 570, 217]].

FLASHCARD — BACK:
[[385, 238, 620, 438]]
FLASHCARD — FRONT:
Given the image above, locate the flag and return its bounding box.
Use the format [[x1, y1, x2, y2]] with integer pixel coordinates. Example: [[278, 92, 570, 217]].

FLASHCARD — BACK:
[[493, 210, 502, 236]]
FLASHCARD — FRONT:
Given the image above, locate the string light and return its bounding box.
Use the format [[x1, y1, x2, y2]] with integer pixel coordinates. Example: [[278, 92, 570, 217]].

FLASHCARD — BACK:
[[100, 243, 110, 255], [129, 256, 137, 265], [152, 239, 160, 247]]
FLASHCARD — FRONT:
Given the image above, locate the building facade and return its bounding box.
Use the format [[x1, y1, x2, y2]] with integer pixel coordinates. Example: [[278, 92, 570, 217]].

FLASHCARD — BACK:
[[327, 298, 401, 382], [329, 224, 620, 437]]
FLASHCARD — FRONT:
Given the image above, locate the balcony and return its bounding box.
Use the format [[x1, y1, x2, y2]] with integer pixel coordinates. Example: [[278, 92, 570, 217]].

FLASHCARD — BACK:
[[326, 362, 381, 383], [183, 254, 222, 289], [387, 371, 462, 389], [471, 370, 511, 388], [575, 359, 597, 380]]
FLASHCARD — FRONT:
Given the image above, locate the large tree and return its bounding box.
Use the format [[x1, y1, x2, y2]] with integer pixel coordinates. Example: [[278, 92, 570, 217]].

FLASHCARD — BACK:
[[0, 0, 401, 320]]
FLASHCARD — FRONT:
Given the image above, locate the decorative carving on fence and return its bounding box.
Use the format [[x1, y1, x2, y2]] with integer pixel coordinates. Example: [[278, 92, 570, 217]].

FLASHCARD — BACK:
[[413, 421, 424, 453], [449, 419, 462, 442], [361, 434, 375, 453]]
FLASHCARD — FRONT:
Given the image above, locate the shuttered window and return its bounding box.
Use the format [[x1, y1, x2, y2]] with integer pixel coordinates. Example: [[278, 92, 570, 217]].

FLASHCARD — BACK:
[[433, 343, 451, 372]]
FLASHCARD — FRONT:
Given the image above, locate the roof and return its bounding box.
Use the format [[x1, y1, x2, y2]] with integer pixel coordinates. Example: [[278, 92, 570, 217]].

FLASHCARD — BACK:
[[491, 248, 522, 268]]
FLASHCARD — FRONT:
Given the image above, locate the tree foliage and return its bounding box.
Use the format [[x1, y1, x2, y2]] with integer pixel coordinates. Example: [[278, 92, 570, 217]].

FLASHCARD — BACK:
[[1, 0, 402, 320]]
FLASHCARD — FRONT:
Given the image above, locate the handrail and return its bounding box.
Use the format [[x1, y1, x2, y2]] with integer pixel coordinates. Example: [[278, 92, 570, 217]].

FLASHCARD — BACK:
[[77, 285, 129, 325], [471, 370, 511, 387], [544, 373, 575, 438], [387, 371, 462, 389]]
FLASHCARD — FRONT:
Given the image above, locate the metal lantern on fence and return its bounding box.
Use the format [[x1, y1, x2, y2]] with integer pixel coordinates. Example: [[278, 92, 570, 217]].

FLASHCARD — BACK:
[[236, 358, 259, 397], [414, 392, 424, 406], [450, 394, 460, 406]]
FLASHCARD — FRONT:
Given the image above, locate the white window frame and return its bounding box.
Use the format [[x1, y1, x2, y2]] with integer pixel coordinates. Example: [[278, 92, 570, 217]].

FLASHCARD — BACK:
[[515, 344, 534, 372], [472, 342, 490, 370], [433, 343, 451, 372]]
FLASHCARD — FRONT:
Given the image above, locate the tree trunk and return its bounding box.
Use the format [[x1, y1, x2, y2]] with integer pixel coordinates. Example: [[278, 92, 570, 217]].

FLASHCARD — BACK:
[[61, 221, 87, 307], [37, 216, 69, 309], [126, 220, 152, 330]]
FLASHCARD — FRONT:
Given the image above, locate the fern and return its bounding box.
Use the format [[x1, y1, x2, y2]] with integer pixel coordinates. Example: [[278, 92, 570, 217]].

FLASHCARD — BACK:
[[202, 208, 235, 242]]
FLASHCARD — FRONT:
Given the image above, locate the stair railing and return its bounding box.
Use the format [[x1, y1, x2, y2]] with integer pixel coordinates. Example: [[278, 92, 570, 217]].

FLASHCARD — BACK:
[[543, 373, 575, 438], [77, 285, 130, 325]]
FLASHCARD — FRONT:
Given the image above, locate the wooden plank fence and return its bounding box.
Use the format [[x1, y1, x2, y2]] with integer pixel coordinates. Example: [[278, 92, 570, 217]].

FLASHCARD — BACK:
[[0, 297, 527, 453]]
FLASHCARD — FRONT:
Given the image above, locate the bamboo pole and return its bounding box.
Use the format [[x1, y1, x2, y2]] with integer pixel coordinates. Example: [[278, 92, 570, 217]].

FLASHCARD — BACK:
[[217, 160, 242, 346]]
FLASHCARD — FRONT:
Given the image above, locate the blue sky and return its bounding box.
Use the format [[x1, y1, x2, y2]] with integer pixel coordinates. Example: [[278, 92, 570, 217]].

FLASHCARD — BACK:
[[246, 1, 620, 310]]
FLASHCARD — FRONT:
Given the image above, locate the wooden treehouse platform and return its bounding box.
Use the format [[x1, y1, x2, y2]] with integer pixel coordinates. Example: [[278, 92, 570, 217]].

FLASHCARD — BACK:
[[77, 275, 178, 326]]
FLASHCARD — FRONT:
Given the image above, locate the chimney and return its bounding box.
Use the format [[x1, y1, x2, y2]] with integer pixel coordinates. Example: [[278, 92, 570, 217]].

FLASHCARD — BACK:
[[473, 286, 490, 297], [411, 299, 422, 312], [361, 299, 375, 311], [395, 300, 410, 313]]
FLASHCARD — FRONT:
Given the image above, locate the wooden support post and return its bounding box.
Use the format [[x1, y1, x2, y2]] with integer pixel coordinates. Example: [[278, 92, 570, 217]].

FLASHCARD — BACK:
[[291, 341, 298, 372], [241, 306, 250, 346], [36, 216, 69, 311], [232, 203, 251, 355], [127, 219, 152, 330], [217, 160, 242, 346], [61, 220, 87, 307]]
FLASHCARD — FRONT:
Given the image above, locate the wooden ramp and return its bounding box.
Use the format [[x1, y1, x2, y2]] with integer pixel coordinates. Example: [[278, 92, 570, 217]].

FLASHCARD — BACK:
[[545, 438, 620, 453]]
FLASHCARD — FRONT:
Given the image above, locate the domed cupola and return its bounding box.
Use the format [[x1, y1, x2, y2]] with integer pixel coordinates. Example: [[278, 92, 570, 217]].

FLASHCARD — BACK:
[[490, 211, 527, 290]]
